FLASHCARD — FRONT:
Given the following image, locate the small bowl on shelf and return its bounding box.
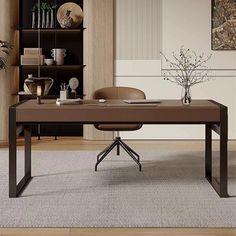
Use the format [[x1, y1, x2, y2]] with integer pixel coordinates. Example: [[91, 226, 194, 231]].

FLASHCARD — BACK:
[[44, 58, 54, 66]]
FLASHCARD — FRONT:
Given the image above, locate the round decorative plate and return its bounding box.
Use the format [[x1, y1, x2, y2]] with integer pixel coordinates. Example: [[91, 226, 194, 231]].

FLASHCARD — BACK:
[[57, 2, 83, 28]]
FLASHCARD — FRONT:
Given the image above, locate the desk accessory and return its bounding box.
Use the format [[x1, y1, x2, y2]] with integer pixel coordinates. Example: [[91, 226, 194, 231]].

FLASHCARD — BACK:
[[56, 98, 82, 105], [60, 83, 69, 100], [124, 99, 161, 104], [24, 77, 54, 104]]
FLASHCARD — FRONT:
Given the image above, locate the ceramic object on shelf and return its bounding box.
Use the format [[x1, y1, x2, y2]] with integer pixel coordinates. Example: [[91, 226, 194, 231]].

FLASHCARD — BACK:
[[51, 48, 66, 65], [57, 2, 83, 28], [44, 58, 54, 66]]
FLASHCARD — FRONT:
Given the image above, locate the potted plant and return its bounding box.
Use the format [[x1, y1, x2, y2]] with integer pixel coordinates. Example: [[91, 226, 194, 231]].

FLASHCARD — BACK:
[[0, 40, 12, 71]]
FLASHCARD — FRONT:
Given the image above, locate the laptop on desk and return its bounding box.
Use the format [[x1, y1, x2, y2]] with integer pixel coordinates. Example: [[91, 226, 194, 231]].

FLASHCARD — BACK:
[[123, 99, 161, 104]]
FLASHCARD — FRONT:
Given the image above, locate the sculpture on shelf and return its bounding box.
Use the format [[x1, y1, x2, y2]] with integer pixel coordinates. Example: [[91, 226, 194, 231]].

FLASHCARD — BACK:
[[160, 46, 212, 105], [57, 2, 83, 28], [0, 40, 12, 71], [69, 77, 79, 97], [59, 10, 73, 28]]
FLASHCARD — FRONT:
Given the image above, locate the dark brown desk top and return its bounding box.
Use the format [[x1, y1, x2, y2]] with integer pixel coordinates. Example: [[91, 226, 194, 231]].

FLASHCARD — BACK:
[[14, 99, 221, 123]]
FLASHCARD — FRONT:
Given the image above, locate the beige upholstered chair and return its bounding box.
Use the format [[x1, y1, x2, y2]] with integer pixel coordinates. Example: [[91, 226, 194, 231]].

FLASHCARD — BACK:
[[92, 87, 146, 171]]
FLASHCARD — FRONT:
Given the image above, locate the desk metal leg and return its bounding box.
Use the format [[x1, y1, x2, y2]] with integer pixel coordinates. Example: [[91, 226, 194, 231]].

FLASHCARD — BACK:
[[205, 124, 212, 182], [9, 107, 17, 198], [205, 105, 228, 198], [9, 107, 32, 198], [219, 106, 228, 197], [25, 126, 32, 178]]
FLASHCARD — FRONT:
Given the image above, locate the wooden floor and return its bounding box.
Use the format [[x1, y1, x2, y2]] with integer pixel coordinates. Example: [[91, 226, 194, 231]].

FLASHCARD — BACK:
[[0, 227, 235, 236], [0, 138, 236, 236]]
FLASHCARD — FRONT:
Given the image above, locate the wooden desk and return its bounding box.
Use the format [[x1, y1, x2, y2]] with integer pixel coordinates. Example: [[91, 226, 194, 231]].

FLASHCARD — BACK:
[[9, 99, 228, 198]]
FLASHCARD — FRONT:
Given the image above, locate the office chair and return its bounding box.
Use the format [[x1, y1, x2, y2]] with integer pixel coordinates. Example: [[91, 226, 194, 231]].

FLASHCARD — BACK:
[[93, 87, 146, 172]]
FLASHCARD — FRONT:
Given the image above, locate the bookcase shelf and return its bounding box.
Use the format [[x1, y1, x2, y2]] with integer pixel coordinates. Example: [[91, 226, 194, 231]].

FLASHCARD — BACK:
[[19, 0, 84, 137]]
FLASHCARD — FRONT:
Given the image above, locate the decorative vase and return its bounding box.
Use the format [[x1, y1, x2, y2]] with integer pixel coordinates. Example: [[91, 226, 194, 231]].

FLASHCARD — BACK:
[[50, 9, 54, 28], [32, 11, 36, 28], [181, 85, 191, 105], [37, 9, 41, 28], [46, 11, 50, 28], [42, 9, 46, 28]]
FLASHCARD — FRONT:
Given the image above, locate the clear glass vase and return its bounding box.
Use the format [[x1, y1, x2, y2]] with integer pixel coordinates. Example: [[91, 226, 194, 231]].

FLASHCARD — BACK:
[[181, 85, 191, 105]]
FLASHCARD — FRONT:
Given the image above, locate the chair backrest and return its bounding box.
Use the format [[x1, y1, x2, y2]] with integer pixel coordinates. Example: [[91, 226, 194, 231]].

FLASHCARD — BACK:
[[92, 87, 146, 100]]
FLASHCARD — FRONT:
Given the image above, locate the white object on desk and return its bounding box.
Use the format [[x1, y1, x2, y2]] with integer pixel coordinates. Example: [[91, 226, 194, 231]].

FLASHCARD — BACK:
[[60, 90, 68, 100], [123, 99, 161, 104], [99, 99, 106, 103], [56, 98, 82, 105]]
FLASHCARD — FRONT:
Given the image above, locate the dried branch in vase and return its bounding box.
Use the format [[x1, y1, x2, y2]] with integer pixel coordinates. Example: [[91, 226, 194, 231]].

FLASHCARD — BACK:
[[160, 47, 212, 88], [160, 47, 212, 105]]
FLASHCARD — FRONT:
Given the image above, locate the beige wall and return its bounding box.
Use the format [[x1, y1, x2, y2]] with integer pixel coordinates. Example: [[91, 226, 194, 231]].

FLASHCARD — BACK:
[[116, 0, 236, 139], [0, 0, 19, 141]]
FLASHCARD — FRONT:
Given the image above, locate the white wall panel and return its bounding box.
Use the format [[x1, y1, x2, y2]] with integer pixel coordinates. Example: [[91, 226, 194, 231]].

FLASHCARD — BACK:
[[115, 60, 161, 77], [115, 0, 161, 60]]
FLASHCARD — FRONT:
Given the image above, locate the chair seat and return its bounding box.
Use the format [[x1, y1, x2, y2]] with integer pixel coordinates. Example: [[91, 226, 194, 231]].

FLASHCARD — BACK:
[[95, 124, 142, 131]]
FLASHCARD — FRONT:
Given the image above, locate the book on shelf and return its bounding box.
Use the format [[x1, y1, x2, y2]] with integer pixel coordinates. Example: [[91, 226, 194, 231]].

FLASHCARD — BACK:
[[24, 48, 43, 55]]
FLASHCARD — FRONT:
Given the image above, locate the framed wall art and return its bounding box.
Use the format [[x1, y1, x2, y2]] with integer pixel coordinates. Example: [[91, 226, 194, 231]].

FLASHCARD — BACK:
[[212, 0, 236, 50]]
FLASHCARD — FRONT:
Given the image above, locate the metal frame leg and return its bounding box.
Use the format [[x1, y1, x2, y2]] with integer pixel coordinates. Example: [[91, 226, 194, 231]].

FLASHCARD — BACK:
[[95, 141, 117, 171], [97, 141, 117, 161], [9, 107, 32, 198], [120, 139, 140, 162], [205, 105, 228, 198], [119, 141, 142, 171], [9, 107, 17, 198], [117, 143, 120, 156], [95, 137, 142, 172], [205, 124, 212, 182]]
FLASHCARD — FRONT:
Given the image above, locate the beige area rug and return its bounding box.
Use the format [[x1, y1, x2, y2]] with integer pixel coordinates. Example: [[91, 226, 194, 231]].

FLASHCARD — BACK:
[[0, 149, 235, 227]]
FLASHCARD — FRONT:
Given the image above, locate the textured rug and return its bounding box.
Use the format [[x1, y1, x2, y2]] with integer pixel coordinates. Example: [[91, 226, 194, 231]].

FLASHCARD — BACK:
[[0, 149, 235, 227]]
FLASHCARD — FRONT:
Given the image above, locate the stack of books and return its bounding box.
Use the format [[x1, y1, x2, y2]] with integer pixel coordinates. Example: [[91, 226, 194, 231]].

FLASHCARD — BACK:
[[20, 48, 45, 65]]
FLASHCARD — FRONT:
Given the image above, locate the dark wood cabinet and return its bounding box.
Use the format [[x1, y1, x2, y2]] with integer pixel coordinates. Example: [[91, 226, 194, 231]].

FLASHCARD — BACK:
[[18, 0, 84, 137]]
